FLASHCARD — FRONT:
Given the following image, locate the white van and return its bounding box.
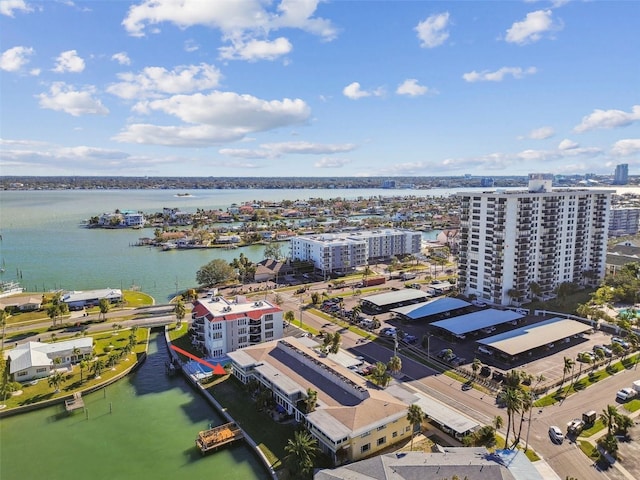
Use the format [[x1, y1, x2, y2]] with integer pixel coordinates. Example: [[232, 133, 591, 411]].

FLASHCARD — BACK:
[[477, 346, 493, 356]]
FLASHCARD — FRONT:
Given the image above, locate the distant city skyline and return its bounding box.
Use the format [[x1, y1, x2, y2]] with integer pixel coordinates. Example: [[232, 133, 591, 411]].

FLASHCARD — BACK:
[[1, 1, 639, 177]]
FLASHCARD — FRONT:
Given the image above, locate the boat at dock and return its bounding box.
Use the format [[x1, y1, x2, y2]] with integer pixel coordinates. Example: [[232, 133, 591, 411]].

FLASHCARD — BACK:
[[196, 422, 244, 455]]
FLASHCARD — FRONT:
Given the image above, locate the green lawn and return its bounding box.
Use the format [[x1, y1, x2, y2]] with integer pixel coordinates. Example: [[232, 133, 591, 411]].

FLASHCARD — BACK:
[[2, 328, 148, 410], [581, 419, 606, 438], [206, 376, 298, 470]]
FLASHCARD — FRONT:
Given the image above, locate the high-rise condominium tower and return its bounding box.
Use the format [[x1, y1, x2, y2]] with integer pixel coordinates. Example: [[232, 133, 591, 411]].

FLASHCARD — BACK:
[[456, 173, 613, 306]]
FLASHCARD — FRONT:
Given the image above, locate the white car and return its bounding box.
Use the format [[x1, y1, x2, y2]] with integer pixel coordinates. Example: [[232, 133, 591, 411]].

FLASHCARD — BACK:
[[616, 387, 636, 401], [549, 425, 564, 444], [612, 337, 630, 349]]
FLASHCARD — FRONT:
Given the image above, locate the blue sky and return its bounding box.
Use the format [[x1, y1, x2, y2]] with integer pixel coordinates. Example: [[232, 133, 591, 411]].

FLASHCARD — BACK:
[[1, 0, 639, 178]]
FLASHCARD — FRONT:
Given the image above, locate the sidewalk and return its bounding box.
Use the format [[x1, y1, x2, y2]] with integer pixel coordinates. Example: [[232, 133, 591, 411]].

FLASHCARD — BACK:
[[576, 406, 640, 480]]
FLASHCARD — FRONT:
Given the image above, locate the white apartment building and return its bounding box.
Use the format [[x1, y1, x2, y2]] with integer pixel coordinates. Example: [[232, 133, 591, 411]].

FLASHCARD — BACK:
[[609, 207, 640, 237], [290, 229, 422, 275], [190, 295, 283, 358], [456, 174, 613, 306]]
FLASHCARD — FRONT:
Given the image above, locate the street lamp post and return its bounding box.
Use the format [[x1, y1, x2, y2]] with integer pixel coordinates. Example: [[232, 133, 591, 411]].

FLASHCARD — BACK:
[[426, 333, 433, 361]]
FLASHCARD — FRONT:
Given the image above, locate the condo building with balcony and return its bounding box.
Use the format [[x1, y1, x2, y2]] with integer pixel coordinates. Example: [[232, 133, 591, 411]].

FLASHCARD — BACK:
[[290, 229, 422, 276], [456, 173, 613, 306], [190, 295, 283, 358]]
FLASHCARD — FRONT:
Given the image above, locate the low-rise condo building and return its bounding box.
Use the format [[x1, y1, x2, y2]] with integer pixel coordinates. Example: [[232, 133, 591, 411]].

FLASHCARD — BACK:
[[227, 337, 411, 465], [290, 228, 422, 276], [190, 295, 283, 358]]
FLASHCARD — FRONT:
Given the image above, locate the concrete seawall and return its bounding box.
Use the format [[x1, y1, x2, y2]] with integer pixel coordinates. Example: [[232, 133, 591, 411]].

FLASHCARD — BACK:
[[164, 329, 278, 480]]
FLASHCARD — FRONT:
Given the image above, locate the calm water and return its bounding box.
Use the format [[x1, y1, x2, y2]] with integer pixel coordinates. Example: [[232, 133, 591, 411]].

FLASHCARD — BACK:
[[0, 331, 269, 480], [0, 188, 441, 300]]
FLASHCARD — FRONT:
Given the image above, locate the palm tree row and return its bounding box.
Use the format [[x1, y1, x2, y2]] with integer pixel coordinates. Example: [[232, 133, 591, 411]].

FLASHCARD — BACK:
[[498, 369, 544, 450]]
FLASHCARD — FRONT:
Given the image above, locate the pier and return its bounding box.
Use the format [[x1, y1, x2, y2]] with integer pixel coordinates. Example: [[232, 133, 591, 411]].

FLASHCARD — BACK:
[[196, 422, 244, 454], [64, 392, 85, 412]]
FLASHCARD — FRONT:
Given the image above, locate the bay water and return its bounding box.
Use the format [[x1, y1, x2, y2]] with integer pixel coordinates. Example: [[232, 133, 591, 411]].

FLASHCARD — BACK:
[[0, 331, 269, 480]]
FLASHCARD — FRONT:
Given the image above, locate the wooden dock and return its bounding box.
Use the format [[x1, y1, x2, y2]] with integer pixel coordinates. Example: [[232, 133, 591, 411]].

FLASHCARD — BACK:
[[196, 422, 244, 454], [65, 392, 85, 412]]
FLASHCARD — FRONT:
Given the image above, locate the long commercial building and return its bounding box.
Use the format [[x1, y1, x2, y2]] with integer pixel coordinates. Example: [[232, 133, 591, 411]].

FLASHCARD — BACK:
[[290, 229, 422, 276], [456, 173, 613, 306]]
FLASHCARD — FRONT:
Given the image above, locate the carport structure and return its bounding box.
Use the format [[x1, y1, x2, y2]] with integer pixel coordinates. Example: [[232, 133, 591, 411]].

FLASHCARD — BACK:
[[387, 385, 480, 440], [391, 297, 471, 322], [430, 309, 523, 336], [477, 317, 593, 358], [360, 289, 430, 314]]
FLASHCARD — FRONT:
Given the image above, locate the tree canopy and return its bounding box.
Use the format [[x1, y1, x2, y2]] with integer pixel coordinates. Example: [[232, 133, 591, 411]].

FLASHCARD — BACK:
[[196, 259, 237, 287]]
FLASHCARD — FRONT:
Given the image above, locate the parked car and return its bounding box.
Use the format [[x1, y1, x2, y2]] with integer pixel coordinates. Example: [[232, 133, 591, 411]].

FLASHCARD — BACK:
[[380, 327, 397, 338], [612, 337, 630, 349], [549, 425, 564, 444], [437, 349, 452, 358], [577, 351, 595, 362], [453, 333, 467, 340], [481, 327, 496, 334], [402, 333, 418, 344], [492, 371, 504, 382], [567, 418, 584, 435], [593, 344, 612, 357], [408, 283, 421, 290], [472, 299, 487, 307], [616, 387, 637, 401], [477, 346, 493, 356]]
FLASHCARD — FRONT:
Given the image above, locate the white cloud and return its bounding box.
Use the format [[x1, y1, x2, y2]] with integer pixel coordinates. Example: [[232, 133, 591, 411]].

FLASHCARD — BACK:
[[121, 0, 338, 61], [107, 63, 222, 99], [29, 67, 40, 76], [53, 49, 85, 73], [184, 39, 200, 52], [221, 141, 356, 159], [558, 138, 579, 150], [343, 82, 384, 100], [505, 10, 558, 45], [314, 157, 350, 168], [462, 66, 537, 82], [37, 82, 109, 116], [611, 139, 640, 157], [396, 79, 428, 96], [0, 0, 32, 17], [111, 51, 131, 65], [528, 126, 555, 140], [574, 105, 640, 133], [415, 12, 450, 48], [0, 45, 34, 72], [219, 37, 292, 61], [114, 91, 310, 147]]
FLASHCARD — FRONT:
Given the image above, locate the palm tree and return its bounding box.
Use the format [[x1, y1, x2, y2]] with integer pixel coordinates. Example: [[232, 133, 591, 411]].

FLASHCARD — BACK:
[[501, 387, 522, 449], [304, 388, 317, 413], [79, 359, 87, 383], [493, 415, 504, 431], [561, 356, 574, 391], [371, 361, 391, 388], [601, 404, 619, 437], [615, 414, 633, 439], [512, 390, 533, 448], [0, 308, 8, 350], [48, 371, 65, 393], [91, 358, 106, 379], [98, 298, 110, 321], [406, 404, 425, 451], [388, 355, 402, 376], [174, 296, 186, 328], [471, 358, 481, 379], [72, 346, 81, 363], [284, 430, 319, 479], [329, 332, 341, 354]]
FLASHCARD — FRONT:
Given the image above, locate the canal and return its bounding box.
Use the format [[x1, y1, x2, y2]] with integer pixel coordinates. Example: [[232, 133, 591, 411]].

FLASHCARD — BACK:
[[0, 331, 269, 480]]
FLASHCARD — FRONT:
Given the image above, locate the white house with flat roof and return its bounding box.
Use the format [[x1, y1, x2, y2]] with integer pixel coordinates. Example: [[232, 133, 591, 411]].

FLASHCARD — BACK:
[[62, 289, 122, 309], [7, 337, 93, 382]]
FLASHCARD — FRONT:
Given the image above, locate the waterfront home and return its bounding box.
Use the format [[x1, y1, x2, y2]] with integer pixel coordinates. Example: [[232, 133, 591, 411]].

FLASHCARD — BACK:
[[62, 288, 122, 309], [0, 295, 42, 312], [7, 337, 93, 382], [190, 296, 283, 358], [254, 259, 291, 283], [228, 337, 411, 465]]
